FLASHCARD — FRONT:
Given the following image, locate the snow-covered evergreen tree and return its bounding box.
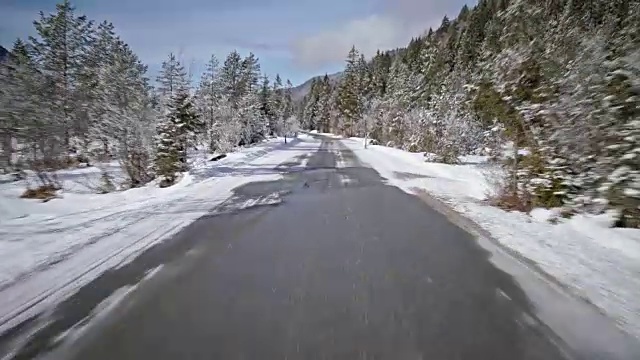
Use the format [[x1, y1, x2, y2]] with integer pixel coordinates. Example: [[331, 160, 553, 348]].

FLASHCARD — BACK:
[[597, 14, 640, 227], [154, 113, 181, 187], [302, 79, 321, 131], [154, 88, 200, 186], [116, 47, 156, 187], [30, 0, 94, 151], [241, 53, 261, 93], [221, 50, 244, 108], [236, 90, 262, 145], [0, 39, 48, 170], [283, 79, 294, 121], [156, 53, 189, 106], [293, 0, 639, 226], [268, 74, 283, 136], [195, 54, 224, 151], [337, 46, 364, 137], [315, 75, 333, 133], [1, 1, 154, 189], [259, 74, 274, 135]]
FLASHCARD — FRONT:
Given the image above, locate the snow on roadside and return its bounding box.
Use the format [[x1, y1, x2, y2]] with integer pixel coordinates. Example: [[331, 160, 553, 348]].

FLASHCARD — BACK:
[[0, 135, 321, 334], [52, 284, 138, 347], [52, 265, 164, 349], [341, 136, 640, 339]]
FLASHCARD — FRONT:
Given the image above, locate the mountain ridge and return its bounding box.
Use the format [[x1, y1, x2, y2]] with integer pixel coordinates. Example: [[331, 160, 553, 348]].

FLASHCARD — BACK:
[[291, 71, 342, 102], [0, 45, 8, 62]]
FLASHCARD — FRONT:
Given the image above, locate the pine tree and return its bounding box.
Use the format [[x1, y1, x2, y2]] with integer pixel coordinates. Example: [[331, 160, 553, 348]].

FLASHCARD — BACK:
[[195, 54, 224, 151], [441, 15, 451, 30], [82, 21, 117, 156], [0, 1, 156, 188], [154, 113, 181, 187], [596, 7, 640, 227], [315, 75, 332, 133], [369, 51, 392, 98], [279, 79, 295, 139], [175, 90, 202, 163], [283, 79, 294, 120], [302, 79, 321, 131], [337, 46, 364, 136], [241, 52, 261, 93], [30, 0, 94, 151], [259, 74, 273, 134], [221, 50, 244, 108], [155, 88, 200, 186], [0, 39, 48, 170], [0, 48, 11, 169], [269, 74, 283, 136], [156, 53, 189, 105], [383, 59, 411, 145], [237, 91, 262, 145]]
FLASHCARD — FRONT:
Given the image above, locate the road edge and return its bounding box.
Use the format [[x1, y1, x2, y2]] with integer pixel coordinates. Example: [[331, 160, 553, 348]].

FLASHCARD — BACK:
[[409, 187, 640, 359], [410, 188, 606, 308]]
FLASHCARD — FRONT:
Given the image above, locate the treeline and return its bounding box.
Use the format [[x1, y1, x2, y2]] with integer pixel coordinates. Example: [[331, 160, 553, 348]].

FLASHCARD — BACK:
[[0, 0, 297, 190], [299, 0, 639, 228]]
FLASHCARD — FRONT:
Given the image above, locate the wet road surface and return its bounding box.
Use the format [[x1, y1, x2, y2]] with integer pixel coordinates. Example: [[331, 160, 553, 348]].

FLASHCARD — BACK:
[[2, 135, 583, 359]]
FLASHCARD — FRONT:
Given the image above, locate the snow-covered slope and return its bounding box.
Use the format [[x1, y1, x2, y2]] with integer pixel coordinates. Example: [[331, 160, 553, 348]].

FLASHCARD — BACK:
[[340, 136, 640, 339]]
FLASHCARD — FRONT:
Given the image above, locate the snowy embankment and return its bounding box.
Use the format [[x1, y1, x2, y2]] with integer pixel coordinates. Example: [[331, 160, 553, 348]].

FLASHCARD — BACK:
[[0, 135, 320, 334], [341, 137, 640, 339]]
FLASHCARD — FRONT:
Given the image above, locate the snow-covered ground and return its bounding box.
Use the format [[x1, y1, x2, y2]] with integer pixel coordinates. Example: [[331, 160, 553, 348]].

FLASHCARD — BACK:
[[0, 135, 321, 334], [340, 137, 640, 339]]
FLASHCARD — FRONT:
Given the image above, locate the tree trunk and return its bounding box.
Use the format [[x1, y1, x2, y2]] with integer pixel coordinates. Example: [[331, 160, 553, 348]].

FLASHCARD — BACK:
[[512, 132, 519, 198], [1, 132, 13, 169]]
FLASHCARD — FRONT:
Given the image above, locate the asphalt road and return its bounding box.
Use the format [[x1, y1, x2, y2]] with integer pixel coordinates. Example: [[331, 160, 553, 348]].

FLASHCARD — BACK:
[[2, 136, 582, 359]]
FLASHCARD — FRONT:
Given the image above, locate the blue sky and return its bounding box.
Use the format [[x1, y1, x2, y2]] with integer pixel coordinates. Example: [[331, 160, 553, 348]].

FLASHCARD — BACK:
[[0, 0, 471, 85]]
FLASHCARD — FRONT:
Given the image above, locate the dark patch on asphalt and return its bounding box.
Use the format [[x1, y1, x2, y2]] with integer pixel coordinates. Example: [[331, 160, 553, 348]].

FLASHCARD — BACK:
[[274, 153, 310, 170], [0, 141, 314, 360], [0, 136, 354, 359], [392, 171, 434, 180], [1, 136, 574, 360], [1, 200, 287, 360]]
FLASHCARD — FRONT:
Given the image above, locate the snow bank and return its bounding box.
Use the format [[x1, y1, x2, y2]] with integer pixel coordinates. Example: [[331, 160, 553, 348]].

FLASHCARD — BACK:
[[0, 136, 321, 334], [341, 136, 640, 339]]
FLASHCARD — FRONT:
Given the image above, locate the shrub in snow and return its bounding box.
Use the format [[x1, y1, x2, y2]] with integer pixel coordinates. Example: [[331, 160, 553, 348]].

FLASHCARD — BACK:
[[407, 143, 421, 153], [423, 153, 438, 162], [21, 184, 59, 201], [98, 171, 116, 194], [121, 149, 153, 188]]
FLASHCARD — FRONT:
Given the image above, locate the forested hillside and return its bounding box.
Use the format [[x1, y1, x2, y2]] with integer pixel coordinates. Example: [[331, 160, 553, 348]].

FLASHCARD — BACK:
[[0, 0, 297, 190], [300, 0, 640, 228]]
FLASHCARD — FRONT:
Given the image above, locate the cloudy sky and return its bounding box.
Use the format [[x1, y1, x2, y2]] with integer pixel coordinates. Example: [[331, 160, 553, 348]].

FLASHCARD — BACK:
[[0, 0, 471, 85]]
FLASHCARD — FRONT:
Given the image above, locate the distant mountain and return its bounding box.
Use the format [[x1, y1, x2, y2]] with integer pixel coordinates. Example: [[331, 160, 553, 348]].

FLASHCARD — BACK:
[[0, 45, 8, 63], [291, 71, 343, 102]]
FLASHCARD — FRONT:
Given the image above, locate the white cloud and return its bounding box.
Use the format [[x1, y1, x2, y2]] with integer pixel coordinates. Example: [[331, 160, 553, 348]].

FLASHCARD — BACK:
[[291, 15, 410, 69], [290, 0, 471, 70]]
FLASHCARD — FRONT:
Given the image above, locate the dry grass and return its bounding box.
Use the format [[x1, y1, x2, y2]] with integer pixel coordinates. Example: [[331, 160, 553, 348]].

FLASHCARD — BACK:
[[483, 167, 532, 213], [21, 184, 60, 201], [488, 189, 533, 213]]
